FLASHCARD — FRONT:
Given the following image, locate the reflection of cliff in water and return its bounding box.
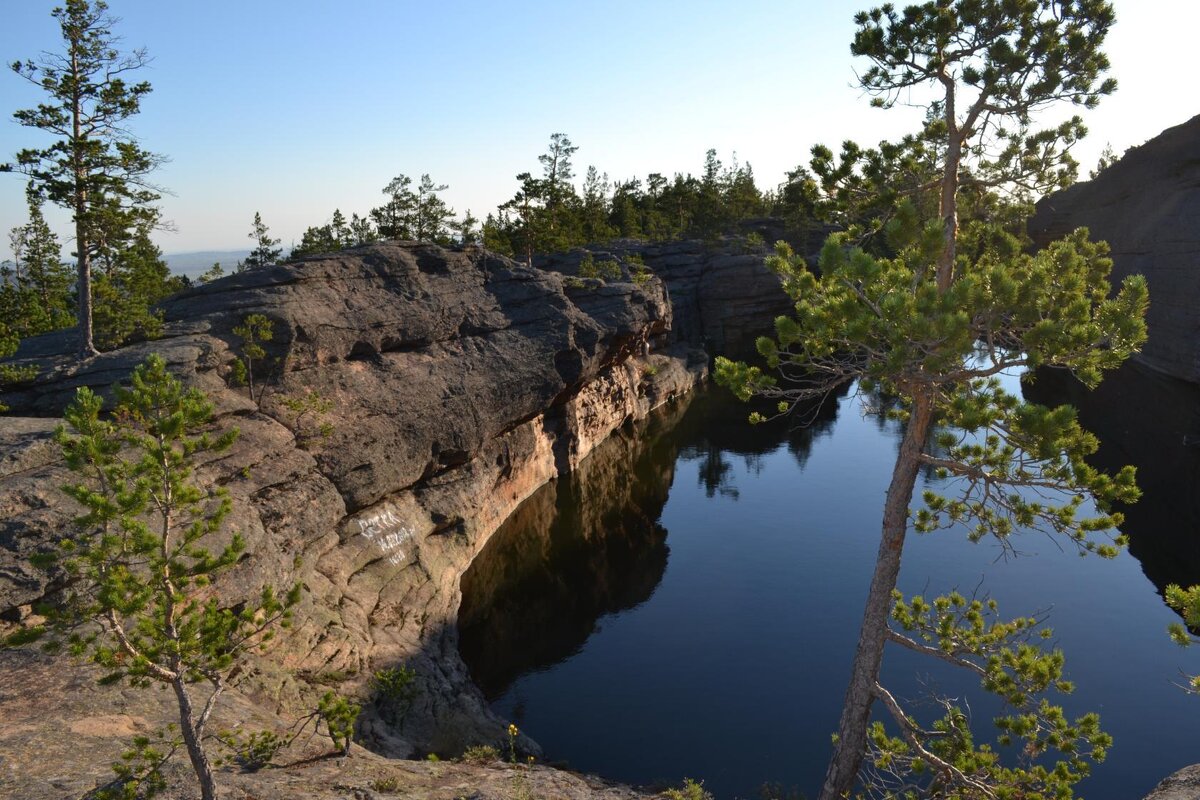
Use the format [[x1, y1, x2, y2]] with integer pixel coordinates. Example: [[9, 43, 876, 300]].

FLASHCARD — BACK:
[[458, 384, 844, 699], [1026, 362, 1200, 594], [458, 394, 690, 699]]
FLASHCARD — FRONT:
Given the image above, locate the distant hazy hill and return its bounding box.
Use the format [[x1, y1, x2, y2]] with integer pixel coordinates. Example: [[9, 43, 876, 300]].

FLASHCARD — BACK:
[[164, 250, 250, 279]]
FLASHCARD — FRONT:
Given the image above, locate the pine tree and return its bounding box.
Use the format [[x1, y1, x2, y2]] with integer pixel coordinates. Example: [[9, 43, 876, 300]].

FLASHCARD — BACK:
[[580, 166, 617, 243], [329, 208, 350, 247], [371, 174, 418, 240], [496, 172, 545, 266], [238, 212, 282, 271], [290, 222, 340, 260], [413, 174, 454, 244], [1166, 583, 1200, 693], [91, 218, 184, 349], [716, 3, 1144, 797], [2, 186, 74, 339], [539, 133, 578, 215], [5, 0, 164, 357], [21, 355, 300, 800], [198, 263, 224, 284], [347, 212, 378, 246], [454, 209, 481, 246]]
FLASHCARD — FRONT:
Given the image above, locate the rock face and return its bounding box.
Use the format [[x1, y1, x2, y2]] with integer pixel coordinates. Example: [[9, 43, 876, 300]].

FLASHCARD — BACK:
[[1143, 765, 1200, 800], [0, 242, 710, 798], [537, 238, 801, 358], [460, 393, 691, 698], [1028, 113, 1200, 383]]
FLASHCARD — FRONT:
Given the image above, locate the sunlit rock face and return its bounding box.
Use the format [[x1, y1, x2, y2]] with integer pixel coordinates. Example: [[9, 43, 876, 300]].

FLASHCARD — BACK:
[[459, 394, 691, 699], [1029, 113, 1200, 383], [0, 241, 707, 794]]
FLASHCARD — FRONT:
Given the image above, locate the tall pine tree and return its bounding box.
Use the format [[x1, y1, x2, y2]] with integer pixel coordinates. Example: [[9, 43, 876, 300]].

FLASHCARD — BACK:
[[717, 2, 1144, 797], [6, 0, 164, 357]]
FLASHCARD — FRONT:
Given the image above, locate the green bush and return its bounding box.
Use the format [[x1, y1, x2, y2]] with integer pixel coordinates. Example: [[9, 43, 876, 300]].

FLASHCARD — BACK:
[[661, 778, 713, 800], [217, 729, 286, 772], [317, 691, 360, 755], [579, 251, 621, 281], [371, 665, 418, 723], [371, 776, 401, 792]]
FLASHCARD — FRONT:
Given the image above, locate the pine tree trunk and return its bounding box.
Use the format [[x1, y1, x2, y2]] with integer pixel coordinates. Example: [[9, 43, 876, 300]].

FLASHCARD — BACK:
[[173, 678, 219, 800], [71, 49, 98, 359], [74, 226, 97, 357], [817, 390, 934, 800]]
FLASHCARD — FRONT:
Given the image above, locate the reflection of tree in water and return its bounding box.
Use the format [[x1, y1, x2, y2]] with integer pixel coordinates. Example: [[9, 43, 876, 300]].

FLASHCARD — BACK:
[[458, 383, 848, 697], [692, 442, 741, 499], [1025, 362, 1200, 602], [679, 384, 847, 500]]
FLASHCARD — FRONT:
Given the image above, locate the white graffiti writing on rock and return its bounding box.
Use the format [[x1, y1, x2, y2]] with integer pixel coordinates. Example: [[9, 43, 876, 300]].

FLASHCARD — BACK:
[[355, 506, 415, 566]]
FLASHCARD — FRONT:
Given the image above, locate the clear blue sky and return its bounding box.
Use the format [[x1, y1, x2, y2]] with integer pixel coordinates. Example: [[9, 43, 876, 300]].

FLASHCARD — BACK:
[[1, 0, 1195, 258]]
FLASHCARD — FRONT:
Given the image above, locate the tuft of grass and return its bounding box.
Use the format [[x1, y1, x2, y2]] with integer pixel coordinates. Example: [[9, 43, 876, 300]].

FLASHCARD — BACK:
[[371, 775, 401, 792], [460, 744, 501, 765]]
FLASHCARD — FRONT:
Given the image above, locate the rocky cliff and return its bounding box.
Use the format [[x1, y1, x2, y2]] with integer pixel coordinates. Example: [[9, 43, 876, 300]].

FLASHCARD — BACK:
[[1028, 113, 1200, 383], [0, 241, 724, 798], [536, 238, 798, 358]]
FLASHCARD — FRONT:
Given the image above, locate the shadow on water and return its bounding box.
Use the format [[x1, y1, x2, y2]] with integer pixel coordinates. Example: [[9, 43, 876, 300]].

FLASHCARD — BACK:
[[1026, 361, 1200, 597], [458, 385, 845, 701]]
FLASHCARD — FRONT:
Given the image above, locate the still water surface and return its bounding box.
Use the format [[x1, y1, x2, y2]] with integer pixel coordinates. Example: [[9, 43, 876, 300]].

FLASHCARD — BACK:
[[459, 368, 1200, 799]]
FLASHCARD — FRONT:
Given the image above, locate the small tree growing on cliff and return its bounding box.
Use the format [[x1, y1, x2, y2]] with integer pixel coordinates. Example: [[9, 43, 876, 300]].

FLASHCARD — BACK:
[[21, 355, 300, 800], [231, 313, 274, 404], [717, 2, 1147, 798]]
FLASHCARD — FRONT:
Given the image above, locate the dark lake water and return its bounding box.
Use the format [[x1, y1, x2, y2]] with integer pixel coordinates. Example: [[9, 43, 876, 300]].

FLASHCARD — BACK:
[[458, 363, 1200, 800]]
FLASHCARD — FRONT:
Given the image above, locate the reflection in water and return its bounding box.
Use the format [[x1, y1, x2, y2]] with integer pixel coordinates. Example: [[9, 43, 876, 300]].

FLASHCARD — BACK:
[[1026, 362, 1200, 596], [459, 389, 844, 700], [458, 368, 1200, 799], [458, 396, 685, 700], [684, 391, 844, 501]]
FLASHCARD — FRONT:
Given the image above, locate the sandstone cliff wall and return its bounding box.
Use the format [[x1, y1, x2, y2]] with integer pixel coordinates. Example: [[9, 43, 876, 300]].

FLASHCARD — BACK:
[[1029, 113, 1200, 383], [0, 242, 710, 791], [536, 238, 797, 358]]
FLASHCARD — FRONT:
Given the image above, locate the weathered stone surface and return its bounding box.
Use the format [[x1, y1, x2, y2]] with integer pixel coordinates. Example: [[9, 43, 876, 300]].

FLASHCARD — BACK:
[[0, 241, 707, 797], [1143, 764, 1200, 800], [0, 649, 654, 800], [536, 237, 805, 358], [1029, 113, 1200, 382]]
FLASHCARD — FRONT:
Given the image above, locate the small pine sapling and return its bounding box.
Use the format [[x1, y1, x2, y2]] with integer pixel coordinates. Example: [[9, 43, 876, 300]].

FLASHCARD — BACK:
[[15, 354, 301, 800], [231, 313, 274, 404]]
